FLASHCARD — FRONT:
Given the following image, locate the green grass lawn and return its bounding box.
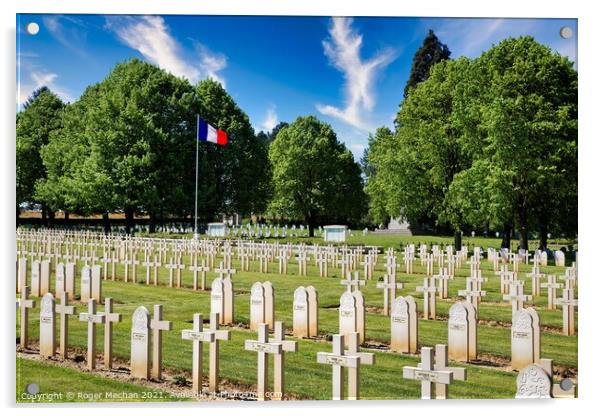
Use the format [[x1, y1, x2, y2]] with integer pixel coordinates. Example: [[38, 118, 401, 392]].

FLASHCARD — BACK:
[[16, 357, 185, 403], [139, 231, 578, 256], [16, 243, 578, 401]]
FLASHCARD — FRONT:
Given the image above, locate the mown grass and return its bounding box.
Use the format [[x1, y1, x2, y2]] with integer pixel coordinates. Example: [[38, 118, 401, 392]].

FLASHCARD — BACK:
[[137, 231, 578, 255], [16, 245, 578, 400], [16, 357, 184, 403]]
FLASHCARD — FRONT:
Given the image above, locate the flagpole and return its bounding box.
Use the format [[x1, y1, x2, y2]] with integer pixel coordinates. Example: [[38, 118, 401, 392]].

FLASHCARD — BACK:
[[194, 114, 200, 240]]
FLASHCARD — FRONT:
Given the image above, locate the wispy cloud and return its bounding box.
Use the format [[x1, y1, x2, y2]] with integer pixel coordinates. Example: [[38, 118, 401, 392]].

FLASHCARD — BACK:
[[316, 17, 395, 131], [195, 43, 228, 87], [426, 18, 547, 59], [18, 70, 73, 106], [260, 105, 278, 132], [107, 16, 227, 86], [42, 15, 88, 58]]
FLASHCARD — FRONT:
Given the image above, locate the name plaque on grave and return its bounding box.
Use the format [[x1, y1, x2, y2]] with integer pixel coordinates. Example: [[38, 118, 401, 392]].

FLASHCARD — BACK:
[[414, 370, 439, 382], [132, 332, 147, 341]]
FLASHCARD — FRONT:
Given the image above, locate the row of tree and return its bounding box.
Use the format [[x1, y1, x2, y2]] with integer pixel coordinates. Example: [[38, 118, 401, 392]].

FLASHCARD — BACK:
[[16, 59, 364, 236], [17, 34, 578, 247], [363, 35, 578, 249]]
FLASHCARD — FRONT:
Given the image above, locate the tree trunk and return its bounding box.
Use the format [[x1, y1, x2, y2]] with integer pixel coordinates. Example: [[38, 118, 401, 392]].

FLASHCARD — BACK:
[[102, 212, 111, 234], [501, 223, 512, 249], [16, 206, 20, 228], [64, 210, 70, 221], [454, 230, 462, 251], [149, 211, 157, 234], [124, 207, 135, 235], [47, 208, 55, 228], [306, 212, 315, 237], [518, 206, 528, 250], [539, 224, 548, 251]]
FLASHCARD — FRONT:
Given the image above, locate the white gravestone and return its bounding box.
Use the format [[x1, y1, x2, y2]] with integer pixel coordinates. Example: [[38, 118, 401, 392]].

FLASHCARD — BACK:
[[306, 285, 319, 337], [352, 291, 365, 344], [65, 263, 76, 300], [250, 282, 266, 331], [223, 277, 234, 324], [515, 364, 552, 398], [91, 265, 102, 302], [80, 266, 91, 303], [554, 251, 565, 267], [511, 307, 541, 370], [293, 286, 309, 338], [31, 260, 40, 297], [131, 306, 151, 379], [391, 296, 418, 353], [40, 260, 51, 295], [263, 282, 275, 330], [339, 292, 357, 345], [448, 301, 477, 362], [211, 277, 225, 324], [55, 263, 66, 298], [39, 293, 56, 358]]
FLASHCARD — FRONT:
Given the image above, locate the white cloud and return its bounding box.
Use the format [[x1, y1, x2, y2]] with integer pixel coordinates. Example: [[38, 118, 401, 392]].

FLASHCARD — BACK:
[[261, 106, 278, 132], [428, 18, 537, 58], [316, 17, 395, 131], [197, 44, 228, 87], [42, 15, 88, 58], [18, 70, 73, 106], [107, 16, 227, 86], [349, 143, 366, 154]]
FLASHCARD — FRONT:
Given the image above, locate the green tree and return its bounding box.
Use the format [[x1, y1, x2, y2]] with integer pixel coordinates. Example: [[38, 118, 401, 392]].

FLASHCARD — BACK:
[[37, 60, 272, 234], [194, 79, 271, 221], [367, 59, 472, 248], [16, 87, 65, 222], [445, 37, 578, 249], [38, 59, 194, 233], [268, 116, 365, 236], [403, 29, 451, 99]]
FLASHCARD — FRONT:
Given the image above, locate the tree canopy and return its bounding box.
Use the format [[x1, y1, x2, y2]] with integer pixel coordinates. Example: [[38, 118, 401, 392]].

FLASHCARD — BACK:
[[268, 116, 365, 236], [403, 29, 451, 99], [16, 87, 65, 215], [366, 36, 577, 248], [32, 58, 270, 232]]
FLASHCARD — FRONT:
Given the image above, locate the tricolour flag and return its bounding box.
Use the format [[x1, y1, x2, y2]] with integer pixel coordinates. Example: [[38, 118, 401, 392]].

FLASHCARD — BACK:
[[197, 115, 228, 146]]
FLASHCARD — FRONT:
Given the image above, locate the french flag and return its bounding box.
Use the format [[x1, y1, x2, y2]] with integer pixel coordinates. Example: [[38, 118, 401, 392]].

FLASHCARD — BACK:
[[197, 115, 228, 146]]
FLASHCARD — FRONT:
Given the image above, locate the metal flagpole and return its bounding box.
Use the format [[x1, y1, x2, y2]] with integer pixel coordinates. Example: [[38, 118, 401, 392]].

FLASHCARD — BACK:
[[194, 114, 200, 240]]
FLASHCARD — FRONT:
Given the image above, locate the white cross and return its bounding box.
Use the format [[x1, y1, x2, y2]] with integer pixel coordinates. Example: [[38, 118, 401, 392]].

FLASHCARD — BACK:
[[98, 297, 121, 370], [403, 346, 454, 400], [556, 288, 578, 336], [55, 292, 75, 359], [541, 275, 563, 310], [416, 277, 438, 320], [244, 323, 283, 401], [340, 272, 366, 293], [317, 334, 361, 400], [268, 321, 298, 400], [181, 313, 216, 395], [150, 304, 172, 380], [78, 299, 105, 370], [376, 274, 403, 315], [503, 282, 532, 313]]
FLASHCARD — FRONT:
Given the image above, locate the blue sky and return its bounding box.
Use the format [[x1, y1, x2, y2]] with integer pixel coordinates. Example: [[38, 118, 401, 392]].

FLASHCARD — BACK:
[[16, 14, 577, 159]]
